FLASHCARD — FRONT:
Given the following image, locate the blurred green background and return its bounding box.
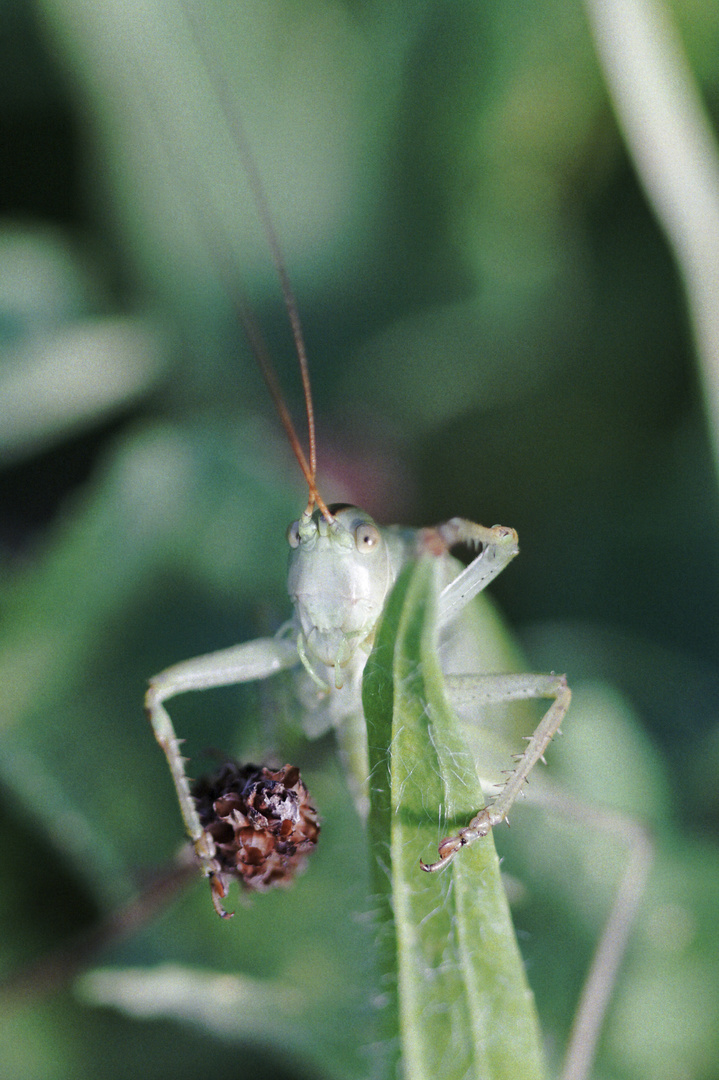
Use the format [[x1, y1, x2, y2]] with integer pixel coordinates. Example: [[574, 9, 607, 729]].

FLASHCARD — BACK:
[[2, 0, 719, 1078]]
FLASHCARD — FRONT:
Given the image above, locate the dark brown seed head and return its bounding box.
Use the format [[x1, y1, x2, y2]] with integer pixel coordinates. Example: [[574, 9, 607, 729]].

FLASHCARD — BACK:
[[191, 761, 319, 901]]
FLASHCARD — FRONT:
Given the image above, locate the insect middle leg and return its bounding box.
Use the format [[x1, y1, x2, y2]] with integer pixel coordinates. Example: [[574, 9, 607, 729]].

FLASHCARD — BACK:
[[422, 672, 571, 870], [430, 670, 651, 1080]]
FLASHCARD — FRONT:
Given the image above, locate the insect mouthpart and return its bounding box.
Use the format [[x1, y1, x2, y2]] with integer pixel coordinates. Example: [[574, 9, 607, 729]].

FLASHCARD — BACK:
[[287, 506, 359, 551]]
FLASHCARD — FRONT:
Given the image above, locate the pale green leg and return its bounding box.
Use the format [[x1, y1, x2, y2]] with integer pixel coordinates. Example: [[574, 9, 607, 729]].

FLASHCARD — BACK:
[[416, 519, 648, 1078], [433, 672, 651, 1080], [423, 672, 572, 869], [434, 519, 520, 630], [145, 637, 299, 875], [331, 662, 371, 818]]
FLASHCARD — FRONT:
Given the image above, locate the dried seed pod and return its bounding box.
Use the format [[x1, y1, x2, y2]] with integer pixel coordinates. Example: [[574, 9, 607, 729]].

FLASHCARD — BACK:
[[191, 761, 320, 916]]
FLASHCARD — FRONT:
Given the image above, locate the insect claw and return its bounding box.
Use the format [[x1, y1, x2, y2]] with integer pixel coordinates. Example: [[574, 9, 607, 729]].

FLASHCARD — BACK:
[[420, 834, 463, 873], [420, 858, 441, 873], [209, 873, 234, 919]]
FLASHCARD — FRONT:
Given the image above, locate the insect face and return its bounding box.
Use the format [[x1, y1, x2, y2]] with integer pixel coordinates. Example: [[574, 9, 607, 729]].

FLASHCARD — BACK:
[[286, 505, 395, 671]]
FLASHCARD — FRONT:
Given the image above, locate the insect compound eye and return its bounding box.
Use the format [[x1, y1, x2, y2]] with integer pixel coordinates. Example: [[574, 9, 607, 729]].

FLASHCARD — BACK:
[[286, 520, 301, 548], [354, 522, 380, 553]]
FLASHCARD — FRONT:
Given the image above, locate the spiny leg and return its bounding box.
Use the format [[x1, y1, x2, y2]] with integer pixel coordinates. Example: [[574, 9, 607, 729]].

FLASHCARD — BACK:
[[418, 524, 648, 1077], [145, 636, 299, 884], [423, 669, 650, 1080], [424, 518, 520, 631], [421, 672, 571, 871], [472, 776, 651, 1080]]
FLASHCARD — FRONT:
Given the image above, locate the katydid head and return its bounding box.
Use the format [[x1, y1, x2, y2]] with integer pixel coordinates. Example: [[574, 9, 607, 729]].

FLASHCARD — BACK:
[[287, 504, 393, 677]]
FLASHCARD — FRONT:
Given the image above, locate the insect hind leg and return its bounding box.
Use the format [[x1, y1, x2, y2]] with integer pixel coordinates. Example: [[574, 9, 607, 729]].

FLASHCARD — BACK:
[[545, 792, 653, 1080]]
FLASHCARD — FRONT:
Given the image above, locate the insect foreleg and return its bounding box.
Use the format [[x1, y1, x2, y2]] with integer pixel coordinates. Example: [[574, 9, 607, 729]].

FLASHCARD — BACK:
[[433, 519, 520, 630], [145, 637, 299, 872], [422, 672, 571, 870]]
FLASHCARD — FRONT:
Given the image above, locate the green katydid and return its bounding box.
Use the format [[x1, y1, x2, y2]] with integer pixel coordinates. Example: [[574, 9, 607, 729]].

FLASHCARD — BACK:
[[146, 494, 570, 896], [143, 6, 651, 1078]]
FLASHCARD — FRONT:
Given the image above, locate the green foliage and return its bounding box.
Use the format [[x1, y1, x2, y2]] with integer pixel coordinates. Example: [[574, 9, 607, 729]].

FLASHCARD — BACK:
[[3, 1, 719, 1079], [364, 558, 545, 1079]]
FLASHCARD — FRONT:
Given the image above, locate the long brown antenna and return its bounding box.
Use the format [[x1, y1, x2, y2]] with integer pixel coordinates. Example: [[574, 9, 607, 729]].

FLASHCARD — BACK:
[[236, 296, 333, 519], [183, 5, 331, 521], [130, 53, 330, 518]]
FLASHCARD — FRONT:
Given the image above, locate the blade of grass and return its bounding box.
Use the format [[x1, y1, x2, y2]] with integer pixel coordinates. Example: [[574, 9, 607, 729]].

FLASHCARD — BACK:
[[585, 0, 719, 474]]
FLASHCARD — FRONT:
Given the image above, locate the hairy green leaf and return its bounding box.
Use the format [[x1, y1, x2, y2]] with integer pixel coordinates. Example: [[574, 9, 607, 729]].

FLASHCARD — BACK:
[[364, 557, 545, 1080]]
